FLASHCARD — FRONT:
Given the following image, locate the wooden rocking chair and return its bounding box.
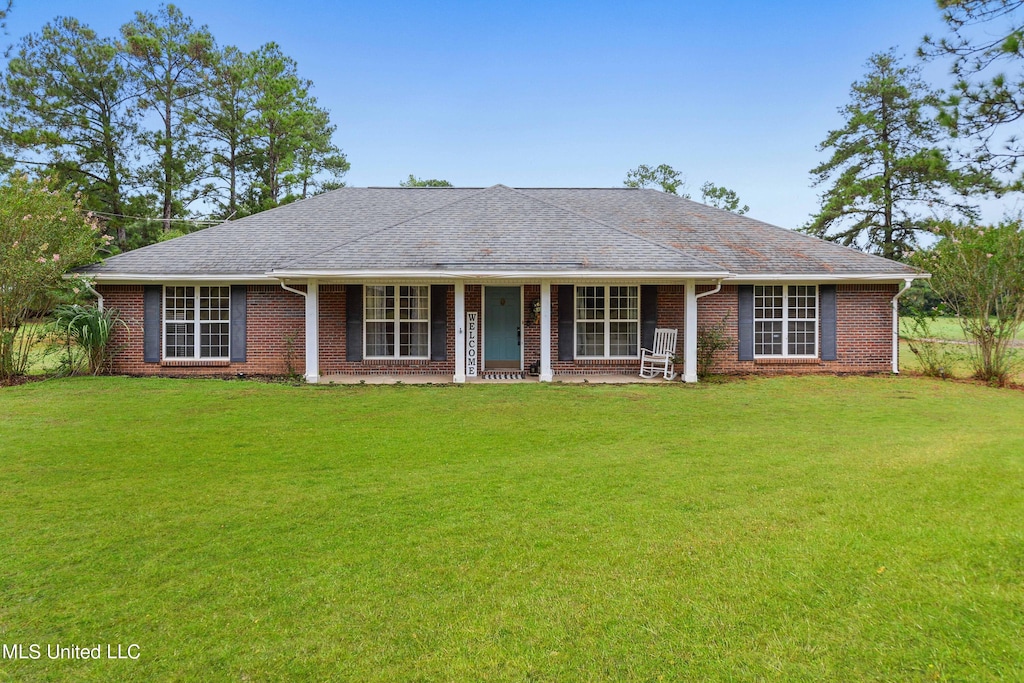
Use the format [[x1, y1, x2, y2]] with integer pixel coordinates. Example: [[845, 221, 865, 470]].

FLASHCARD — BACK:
[[639, 328, 678, 380]]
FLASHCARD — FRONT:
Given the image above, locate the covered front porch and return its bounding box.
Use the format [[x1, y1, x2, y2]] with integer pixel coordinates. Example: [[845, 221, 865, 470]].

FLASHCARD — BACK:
[[280, 275, 718, 385], [318, 373, 674, 384]]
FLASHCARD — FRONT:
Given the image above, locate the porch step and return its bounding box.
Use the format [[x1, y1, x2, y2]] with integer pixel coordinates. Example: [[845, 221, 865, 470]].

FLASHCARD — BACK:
[[480, 372, 525, 381]]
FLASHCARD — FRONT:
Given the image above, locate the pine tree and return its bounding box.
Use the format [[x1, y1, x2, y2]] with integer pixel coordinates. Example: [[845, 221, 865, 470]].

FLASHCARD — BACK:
[[921, 0, 1024, 184], [805, 50, 979, 261], [196, 45, 256, 218], [121, 4, 214, 233], [0, 18, 139, 245], [242, 43, 347, 210]]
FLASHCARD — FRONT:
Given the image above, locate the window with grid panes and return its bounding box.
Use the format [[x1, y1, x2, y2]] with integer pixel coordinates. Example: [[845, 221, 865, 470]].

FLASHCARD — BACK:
[[575, 285, 639, 358], [163, 286, 230, 359], [753, 284, 817, 356], [365, 285, 429, 358]]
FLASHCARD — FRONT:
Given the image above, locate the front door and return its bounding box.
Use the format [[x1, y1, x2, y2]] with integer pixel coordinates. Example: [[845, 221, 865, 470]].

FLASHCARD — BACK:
[[484, 286, 521, 369]]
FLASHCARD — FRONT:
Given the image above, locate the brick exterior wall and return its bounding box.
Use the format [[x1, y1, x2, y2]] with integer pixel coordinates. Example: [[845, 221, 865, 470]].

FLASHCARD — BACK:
[[697, 284, 895, 375], [318, 285, 456, 376], [550, 284, 686, 376], [99, 284, 305, 376], [98, 281, 896, 379]]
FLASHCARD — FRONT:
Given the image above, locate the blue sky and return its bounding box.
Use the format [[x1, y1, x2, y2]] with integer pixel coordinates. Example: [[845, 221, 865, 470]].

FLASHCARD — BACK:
[[5, 0, 993, 228]]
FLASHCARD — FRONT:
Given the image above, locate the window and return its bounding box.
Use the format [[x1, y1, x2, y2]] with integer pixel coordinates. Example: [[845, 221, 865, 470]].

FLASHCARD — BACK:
[[753, 285, 817, 356], [365, 285, 430, 358], [163, 286, 230, 359], [575, 285, 639, 358]]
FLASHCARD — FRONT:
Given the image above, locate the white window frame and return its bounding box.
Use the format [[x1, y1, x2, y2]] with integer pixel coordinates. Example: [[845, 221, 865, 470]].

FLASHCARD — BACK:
[[363, 284, 431, 360], [753, 284, 819, 358], [574, 285, 640, 360], [162, 285, 231, 360]]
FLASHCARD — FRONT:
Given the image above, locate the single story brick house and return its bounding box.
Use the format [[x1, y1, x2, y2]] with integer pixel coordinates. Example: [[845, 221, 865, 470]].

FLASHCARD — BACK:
[[79, 184, 924, 383]]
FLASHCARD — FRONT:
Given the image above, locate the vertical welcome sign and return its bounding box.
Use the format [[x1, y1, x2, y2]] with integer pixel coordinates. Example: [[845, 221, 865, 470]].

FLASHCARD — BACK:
[[466, 312, 478, 377]]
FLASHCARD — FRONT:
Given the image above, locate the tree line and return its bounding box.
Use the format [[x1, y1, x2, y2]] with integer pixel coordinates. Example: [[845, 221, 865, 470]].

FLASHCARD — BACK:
[[0, 4, 349, 250]]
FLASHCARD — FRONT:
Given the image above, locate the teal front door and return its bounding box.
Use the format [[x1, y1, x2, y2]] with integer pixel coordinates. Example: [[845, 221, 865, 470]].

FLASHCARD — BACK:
[[484, 286, 521, 369]]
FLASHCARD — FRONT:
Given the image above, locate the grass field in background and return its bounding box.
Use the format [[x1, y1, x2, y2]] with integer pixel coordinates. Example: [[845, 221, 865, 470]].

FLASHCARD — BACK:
[[2, 376, 1022, 681], [898, 316, 1024, 383], [900, 314, 968, 341], [899, 315, 1024, 341]]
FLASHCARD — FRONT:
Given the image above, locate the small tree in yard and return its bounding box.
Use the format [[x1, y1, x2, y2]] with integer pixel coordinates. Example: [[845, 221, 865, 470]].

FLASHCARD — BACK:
[[921, 222, 1024, 385], [0, 175, 103, 381]]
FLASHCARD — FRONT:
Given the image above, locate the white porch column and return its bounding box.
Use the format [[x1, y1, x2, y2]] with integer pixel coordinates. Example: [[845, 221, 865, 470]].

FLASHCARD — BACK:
[[539, 280, 553, 382], [305, 280, 319, 384], [454, 281, 466, 383], [684, 279, 698, 383]]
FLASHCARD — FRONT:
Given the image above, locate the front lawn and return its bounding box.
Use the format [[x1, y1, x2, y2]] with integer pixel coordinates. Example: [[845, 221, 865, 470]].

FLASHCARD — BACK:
[[1, 376, 1022, 681]]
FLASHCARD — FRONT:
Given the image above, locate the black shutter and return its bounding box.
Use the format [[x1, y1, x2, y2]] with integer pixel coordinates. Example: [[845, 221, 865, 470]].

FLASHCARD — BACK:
[[558, 284, 574, 361], [346, 285, 363, 362], [230, 285, 247, 363], [143, 285, 161, 363], [820, 284, 837, 361], [738, 285, 754, 361], [430, 285, 447, 361], [641, 285, 658, 350]]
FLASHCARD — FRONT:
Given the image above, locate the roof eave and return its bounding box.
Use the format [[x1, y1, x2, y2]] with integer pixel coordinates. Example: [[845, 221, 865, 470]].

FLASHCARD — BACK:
[[268, 268, 734, 280], [79, 273, 276, 283], [724, 272, 928, 283], [78, 270, 927, 284]]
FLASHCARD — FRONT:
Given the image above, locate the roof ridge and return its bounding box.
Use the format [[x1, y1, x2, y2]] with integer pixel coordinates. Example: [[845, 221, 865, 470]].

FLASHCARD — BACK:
[[503, 186, 727, 272], [276, 185, 502, 270]]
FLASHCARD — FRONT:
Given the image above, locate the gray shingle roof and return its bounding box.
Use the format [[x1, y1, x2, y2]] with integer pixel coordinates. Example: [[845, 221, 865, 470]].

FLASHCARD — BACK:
[[281, 185, 723, 273], [519, 189, 918, 276], [80, 184, 920, 278]]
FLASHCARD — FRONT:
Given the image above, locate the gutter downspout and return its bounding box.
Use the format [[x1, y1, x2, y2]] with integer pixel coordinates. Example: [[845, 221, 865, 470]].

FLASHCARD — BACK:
[[81, 280, 104, 312], [695, 280, 722, 300], [280, 282, 306, 299], [678, 280, 722, 384], [891, 278, 914, 374], [280, 282, 319, 383]]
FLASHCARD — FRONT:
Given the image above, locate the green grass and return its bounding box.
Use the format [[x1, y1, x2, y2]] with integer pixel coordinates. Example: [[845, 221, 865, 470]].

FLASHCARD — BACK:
[[2, 376, 1023, 681]]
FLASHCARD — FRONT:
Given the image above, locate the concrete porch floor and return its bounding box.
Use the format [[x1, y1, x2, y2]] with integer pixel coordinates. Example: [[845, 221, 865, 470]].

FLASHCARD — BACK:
[[318, 374, 674, 385]]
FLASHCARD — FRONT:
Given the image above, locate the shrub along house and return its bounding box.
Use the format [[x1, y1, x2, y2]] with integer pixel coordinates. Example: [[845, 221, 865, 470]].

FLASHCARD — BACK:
[[79, 184, 924, 383]]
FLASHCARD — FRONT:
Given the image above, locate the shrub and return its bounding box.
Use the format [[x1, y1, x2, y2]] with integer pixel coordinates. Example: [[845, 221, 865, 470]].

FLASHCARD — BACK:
[[902, 306, 955, 378], [50, 304, 125, 375], [696, 315, 731, 379]]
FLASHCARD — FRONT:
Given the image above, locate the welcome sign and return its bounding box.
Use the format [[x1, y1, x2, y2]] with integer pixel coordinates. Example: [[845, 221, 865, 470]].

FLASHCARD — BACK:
[[466, 312, 478, 377]]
